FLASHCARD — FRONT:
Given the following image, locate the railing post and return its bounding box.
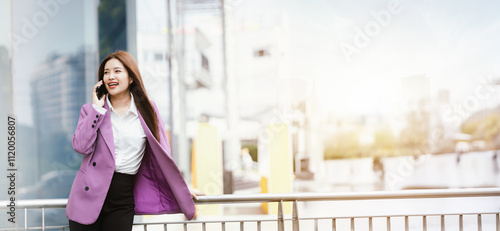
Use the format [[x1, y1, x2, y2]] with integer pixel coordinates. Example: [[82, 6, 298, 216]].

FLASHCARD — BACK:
[[423, 216, 427, 231], [24, 208, 27, 231], [42, 207, 45, 231], [496, 213, 499, 231], [478, 214, 482, 231], [459, 214, 463, 231], [292, 200, 299, 231], [278, 200, 284, 231], [405, 216, 409, 231], [441, 215, 445, 231]]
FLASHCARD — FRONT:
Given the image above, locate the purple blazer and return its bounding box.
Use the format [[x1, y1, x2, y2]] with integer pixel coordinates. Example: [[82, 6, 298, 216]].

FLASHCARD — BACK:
[[66, 98, 195, 225]]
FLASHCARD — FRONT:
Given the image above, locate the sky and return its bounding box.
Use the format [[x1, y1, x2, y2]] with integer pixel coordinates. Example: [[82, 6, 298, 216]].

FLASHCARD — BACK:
[[233, 0, 500, 117]]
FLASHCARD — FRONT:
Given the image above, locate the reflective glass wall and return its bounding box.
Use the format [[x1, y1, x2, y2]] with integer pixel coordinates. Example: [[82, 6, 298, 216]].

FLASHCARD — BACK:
[[12, 0, 98, 195], [2, 0, 99, 227]]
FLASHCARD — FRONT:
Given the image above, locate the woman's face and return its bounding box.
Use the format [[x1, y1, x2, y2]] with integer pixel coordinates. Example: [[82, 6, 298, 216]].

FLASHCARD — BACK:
[[103, 58, 133, 97]]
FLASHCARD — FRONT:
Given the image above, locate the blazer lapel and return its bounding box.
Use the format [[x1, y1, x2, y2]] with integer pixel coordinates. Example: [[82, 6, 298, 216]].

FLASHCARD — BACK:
[[134, 103, 196, 219], [100, 98, 115, 160]]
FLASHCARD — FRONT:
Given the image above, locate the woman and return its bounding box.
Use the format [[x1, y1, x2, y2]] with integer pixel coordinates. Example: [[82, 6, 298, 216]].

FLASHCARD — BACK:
[[67, 51, 197, 230]]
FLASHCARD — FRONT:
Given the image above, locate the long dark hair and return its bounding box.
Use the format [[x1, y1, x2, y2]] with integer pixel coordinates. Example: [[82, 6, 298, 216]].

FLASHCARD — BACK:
[[98, 51, 160, 142]]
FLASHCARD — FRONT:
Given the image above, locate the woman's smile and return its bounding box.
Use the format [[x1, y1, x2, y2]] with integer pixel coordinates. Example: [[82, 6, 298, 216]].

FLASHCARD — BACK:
[[108, 81, 119, 89]]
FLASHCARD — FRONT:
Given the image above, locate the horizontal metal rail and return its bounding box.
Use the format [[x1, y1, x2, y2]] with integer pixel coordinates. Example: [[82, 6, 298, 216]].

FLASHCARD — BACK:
[[9, 188, 500, 208], [194, 188, 500, 203], [14, 199, 68, 209], [1, 188, 500, 231]]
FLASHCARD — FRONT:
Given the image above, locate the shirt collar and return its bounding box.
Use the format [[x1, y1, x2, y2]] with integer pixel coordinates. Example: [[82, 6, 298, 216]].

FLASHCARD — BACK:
[[129, 93, 138, 116], [106, 92, 138, 116]]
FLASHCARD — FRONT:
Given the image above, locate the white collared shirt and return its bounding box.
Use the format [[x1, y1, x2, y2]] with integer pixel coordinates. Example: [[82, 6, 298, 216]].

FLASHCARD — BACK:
[[92, 93, 147, 175]]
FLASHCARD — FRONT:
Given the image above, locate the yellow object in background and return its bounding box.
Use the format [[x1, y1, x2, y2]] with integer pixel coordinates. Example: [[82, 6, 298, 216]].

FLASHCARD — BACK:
[[192, 123, 222, 215], [260, 176, 268, 213], [191, 139, 197, 189], [266, 124, 293, 215]]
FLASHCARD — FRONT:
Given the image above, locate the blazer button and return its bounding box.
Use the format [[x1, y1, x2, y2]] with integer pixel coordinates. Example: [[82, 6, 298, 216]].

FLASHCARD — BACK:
[[92, 125, 95, 128], [85, 186, 89, 191], [96, 115, 99, 118], [93, 162, 96, 167], [93, 120, 97, 124]]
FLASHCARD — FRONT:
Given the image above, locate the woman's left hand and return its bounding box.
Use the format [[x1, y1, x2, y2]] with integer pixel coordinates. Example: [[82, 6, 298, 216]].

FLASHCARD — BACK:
[[190, 189, 206, 200]]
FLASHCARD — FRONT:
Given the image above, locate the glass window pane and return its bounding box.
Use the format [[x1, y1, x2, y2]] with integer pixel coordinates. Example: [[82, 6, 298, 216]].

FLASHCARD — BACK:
[[10, 0, 98, 227]]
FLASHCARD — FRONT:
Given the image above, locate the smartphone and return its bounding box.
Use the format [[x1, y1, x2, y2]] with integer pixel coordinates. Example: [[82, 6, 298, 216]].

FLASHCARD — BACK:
[[96, 85, 107, 100]]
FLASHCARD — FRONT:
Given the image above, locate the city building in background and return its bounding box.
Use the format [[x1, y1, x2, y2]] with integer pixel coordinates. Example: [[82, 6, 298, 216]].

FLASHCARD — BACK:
[[30, 52, 87, 178]]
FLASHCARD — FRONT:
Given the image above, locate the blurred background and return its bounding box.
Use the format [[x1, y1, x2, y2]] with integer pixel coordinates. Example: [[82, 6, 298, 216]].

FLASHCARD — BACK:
[[2, 0, 500, 229]]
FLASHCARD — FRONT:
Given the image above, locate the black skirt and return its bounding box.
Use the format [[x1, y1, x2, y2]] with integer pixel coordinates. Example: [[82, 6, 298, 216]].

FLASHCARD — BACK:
[[69, 172, 136, 231]]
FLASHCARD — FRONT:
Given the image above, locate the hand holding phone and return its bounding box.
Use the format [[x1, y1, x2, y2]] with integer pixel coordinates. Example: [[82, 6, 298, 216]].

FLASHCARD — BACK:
[[93, 80, 106, 107], [96, 85, 105, 100]]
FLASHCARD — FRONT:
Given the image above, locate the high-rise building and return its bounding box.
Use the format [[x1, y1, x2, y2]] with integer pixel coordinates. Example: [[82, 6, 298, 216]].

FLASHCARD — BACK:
[[30, 52, 86, 175]]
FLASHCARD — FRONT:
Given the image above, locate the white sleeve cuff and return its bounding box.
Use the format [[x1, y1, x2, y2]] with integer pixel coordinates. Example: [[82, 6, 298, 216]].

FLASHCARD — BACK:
[[92, 104, 107, 115]]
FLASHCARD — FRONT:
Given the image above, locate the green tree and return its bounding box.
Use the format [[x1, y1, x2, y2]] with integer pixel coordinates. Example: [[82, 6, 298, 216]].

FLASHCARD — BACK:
[[462, 112, 500, 149], [373, 127, 396, 156], [324, 130, 361, 159]]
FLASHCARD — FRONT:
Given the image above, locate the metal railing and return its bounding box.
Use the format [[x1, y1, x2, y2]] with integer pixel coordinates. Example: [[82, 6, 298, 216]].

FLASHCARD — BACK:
[[2, 188, 500, 231]]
